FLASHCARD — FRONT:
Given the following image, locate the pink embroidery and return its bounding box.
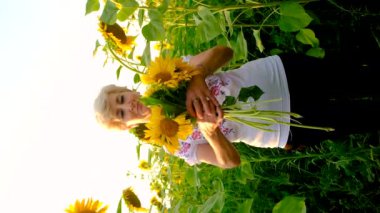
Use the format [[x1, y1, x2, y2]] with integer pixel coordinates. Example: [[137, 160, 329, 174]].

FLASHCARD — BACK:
[[207, 77, 230, 99], [220, 120, 235, 136], [210, 85, 221, 97], [191, 129, 202, 140], [179, 142, 191, 155]]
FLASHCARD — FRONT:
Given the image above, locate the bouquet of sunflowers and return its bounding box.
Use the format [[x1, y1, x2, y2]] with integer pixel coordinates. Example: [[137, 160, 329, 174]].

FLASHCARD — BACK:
[[130, 56, 334, 154], [130, 56, 199, 154]]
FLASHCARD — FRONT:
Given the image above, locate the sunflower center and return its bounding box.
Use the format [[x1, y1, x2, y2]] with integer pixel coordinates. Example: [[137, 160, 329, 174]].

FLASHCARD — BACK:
[[160, 118, 179, 137], [155, 72, 172, 82], [105, 23, 127, 43], [123, 187, 142, 208]]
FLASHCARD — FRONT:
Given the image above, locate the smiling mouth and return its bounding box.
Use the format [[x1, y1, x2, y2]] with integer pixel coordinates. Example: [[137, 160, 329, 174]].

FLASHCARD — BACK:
[[136, 101, 142, 114]]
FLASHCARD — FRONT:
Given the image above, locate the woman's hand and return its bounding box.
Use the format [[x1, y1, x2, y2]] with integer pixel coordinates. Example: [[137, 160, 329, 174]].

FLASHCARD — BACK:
[[186, 74, 220, 119], [186, 46, 233, 119], [194, 102, 240, 169], [196, 101, 224, 136]]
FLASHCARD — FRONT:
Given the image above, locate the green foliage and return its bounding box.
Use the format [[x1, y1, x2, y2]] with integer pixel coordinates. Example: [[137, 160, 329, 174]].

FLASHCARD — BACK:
[[238, 85, 264, 102], [87, 0, 325, 78], [142, 134, 380, 212], [85, 0, 100, 15], [194, 6, 224, 43], [142, 9, 165, 41], [279, 1, 312, 32], [140, 83, 188, 117], [222, 85, 264, 107], [273, 196, 306, 213], [100, 0, 119, 24], [117, 0, 139, 21], [117, 197, 122, 213]]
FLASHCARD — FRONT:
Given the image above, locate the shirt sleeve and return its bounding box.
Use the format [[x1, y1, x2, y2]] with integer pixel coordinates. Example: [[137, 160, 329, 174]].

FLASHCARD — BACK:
[[173, 141, 201, 166], [182, 55, 192, 63]]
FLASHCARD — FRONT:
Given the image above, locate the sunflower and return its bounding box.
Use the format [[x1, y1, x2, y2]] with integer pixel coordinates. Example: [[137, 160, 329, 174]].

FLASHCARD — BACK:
[[153, 41, 174, 51], [150, 196, 164, 211], [123, 187, 148, 212], [98, 21, 136, 55], [138, 160, 151, 171], [144, 106, 193, 153], [141, 56, 199, 89], [65, 198, 108, 213]]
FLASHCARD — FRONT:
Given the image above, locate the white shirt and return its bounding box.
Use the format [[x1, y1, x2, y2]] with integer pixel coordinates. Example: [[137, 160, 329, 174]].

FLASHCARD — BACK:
[[175, 55, 290, 165]]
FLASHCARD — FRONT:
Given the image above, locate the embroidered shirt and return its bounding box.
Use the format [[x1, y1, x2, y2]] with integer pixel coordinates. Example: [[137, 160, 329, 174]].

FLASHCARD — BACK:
[[174, 55, 290, 165]]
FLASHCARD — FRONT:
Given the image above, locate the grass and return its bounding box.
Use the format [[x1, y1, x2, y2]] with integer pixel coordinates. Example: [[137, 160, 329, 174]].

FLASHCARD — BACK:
[[142, 133, 379, 212]]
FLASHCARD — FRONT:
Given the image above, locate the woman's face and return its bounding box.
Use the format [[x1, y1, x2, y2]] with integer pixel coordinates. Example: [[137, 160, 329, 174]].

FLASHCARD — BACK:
[[107, 90, 151, 128]]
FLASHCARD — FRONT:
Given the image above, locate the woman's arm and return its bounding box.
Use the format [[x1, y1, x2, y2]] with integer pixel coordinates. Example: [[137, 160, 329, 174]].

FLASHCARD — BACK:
[[195, 101, 241, 169], [188, 45, 234, 76], [196, 131, 241, 169], [186, 46, 234, 118]]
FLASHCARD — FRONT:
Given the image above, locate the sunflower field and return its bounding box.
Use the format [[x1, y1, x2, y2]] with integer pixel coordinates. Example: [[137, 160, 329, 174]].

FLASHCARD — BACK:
[[85, 0, 380, 212]]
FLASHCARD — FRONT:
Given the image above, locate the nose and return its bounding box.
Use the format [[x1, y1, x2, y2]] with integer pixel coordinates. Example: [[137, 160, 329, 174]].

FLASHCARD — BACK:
[[128, 101, 136, 112]]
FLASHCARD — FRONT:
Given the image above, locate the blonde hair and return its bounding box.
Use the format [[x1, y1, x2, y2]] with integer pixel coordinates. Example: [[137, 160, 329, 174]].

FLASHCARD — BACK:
[[93, 84, 131, 130]]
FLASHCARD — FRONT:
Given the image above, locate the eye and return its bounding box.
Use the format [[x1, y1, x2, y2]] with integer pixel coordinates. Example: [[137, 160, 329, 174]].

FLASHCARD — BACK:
[[117, 109, 125, 119], [116, 95, 124, 104]]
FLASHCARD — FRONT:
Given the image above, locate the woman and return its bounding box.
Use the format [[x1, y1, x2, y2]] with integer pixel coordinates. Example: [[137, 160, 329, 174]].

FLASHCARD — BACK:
[[94, 46, 379, 169]]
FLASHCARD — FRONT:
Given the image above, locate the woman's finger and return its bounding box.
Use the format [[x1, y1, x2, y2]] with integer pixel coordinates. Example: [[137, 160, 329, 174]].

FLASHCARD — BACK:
[[208, 100, 216, 115], [193, 98, 204, 119], [216, 105, 224, 122], [200, 97, 212, 115], [186, 98, 197, 118], [209, 95, 220, 108]]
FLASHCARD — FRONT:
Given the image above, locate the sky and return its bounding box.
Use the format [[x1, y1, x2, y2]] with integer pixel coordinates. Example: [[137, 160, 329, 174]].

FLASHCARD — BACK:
[[0, 0, 153, 212]]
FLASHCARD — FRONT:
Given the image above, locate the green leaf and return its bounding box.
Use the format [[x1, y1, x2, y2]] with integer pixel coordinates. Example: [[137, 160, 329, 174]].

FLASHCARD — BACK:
[[140, 97, 185, 116], [142, 22, 165, 41], [270, 48, 283, 55], [224, 11, 233, 36], [234, 29, 248, 61], [148, 9, 163, 23], [185, 166, 200, 187], [116, 65, 122, 80], [136, 143, 141, 160], [237, 198, 253, 213], [279, 2, 312, 32], [199, 192, 224, 213], [157, 0, 169, 13], [222, 96, 237, 107], [306, 47, 325, 58], [141, 41, 151, 66], [296, 28, 319, 47], [148, 149, 153, 163], [240, 160, 254, 180], [272, 196, 306, 213], [85, 0, 100, 15], [235, 167, 247, 184], [117, 0, 139, 21], [100, 0, 119, 25], [195, 6, 223, 43], [216, 36, 229, 47], [253, 29, 265, 53], [93, 40, 101, 56], [138, 9, 145, 27], [173, 199, 184, 212], [141, 9, 165, 41], [133, 73, 141, 83], [116, 197, 122, 213], [238, 85, 264, 102]]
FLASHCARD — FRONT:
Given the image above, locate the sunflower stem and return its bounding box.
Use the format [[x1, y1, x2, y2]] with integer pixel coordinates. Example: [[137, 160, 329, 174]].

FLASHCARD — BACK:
[[107, 43, 145, 75]]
